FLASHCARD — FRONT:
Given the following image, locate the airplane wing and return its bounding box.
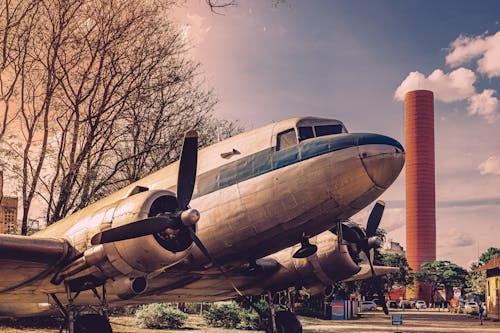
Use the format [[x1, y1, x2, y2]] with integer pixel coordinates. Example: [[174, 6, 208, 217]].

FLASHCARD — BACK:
[[0, 234, 72, 294]]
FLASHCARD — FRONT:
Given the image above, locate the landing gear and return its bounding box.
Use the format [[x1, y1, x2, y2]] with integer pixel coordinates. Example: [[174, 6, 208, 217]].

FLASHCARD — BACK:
[[74, 313, 112, 333], [51, 284, 112, 333], [275, 311, 302, 333]]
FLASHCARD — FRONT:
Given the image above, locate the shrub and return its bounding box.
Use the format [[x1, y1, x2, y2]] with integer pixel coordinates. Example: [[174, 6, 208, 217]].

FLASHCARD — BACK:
[[135, 303, 187, 329], [237, 309, 260, 330], [204, 302, 242, 328]]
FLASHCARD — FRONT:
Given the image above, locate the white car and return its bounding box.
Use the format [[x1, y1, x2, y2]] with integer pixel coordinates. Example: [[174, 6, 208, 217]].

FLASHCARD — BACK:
[[360, 301, 377, 311], [415, 300, 427, 309], [464, 301, 479, 312]]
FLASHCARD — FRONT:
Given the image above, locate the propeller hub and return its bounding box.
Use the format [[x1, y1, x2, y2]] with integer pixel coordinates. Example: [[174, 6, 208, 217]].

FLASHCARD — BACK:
[[180, 208, 200, 226], [367, 236, 382, 249]]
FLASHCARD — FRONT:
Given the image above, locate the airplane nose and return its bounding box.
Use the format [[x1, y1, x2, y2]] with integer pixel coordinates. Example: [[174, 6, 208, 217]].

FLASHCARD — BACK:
[[357, 134, 405, 189]]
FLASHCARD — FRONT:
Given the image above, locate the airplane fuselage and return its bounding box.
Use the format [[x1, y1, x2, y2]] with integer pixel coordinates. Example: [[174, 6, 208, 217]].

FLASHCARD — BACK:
[[1, 116, 404, 312]]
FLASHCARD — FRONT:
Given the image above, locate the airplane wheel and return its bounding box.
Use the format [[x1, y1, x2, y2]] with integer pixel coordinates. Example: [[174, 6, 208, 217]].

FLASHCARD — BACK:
[[74, 313, 112, 333], [275, 311, 302, 333]]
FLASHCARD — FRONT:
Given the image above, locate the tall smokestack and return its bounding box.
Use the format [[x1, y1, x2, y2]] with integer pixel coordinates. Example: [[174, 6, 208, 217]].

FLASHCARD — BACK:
[[405, 90, 436, 273]]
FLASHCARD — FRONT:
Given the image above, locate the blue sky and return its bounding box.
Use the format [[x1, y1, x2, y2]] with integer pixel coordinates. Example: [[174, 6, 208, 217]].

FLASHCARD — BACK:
[[174, 0, 500, 267]]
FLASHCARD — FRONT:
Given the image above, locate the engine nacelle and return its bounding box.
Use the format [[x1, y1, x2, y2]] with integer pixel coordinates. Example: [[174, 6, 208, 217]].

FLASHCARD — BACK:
[[98, 190, 194, 276], [262, 231, 360, 293]]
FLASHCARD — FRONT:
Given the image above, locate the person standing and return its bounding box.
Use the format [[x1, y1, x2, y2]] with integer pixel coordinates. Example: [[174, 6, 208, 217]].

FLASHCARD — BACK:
[[479, 304, 484, 325]]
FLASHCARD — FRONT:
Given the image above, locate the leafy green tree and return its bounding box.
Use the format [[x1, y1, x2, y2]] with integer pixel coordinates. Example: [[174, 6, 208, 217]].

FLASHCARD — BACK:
[[416, 261, 469, 302], [467, 265, 486, 299], [416, 261, 468, 287], [479, 247, 500, 265], [466, 248, 498, 299], [381, 253, 414, 289]]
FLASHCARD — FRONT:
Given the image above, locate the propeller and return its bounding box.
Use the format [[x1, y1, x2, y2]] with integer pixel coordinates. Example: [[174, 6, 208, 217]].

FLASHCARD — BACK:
[[89, 131, 243, 296], [331, 200, 389, 315], [361, 201, 389, 315], [91, 130, 201, 246]]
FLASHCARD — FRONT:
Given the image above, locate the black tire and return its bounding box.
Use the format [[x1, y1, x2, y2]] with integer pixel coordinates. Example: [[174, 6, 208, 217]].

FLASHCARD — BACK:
[[275, 311, 302, 333], [74, 313, 112, 333]]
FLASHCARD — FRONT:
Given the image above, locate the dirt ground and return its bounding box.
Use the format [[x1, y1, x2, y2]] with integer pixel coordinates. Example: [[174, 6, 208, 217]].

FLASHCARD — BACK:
[[0, 310, 498, 333]]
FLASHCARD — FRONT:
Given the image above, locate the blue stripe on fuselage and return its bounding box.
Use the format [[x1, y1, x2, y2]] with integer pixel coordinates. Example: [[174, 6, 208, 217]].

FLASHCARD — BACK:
[[193, 133, 403, 198]]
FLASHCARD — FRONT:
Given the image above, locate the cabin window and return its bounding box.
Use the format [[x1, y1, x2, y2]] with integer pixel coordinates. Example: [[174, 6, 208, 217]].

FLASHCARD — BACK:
[[315, 124, 344, 137], [277, 128, 297, 151], [298, 126, 314, 142]]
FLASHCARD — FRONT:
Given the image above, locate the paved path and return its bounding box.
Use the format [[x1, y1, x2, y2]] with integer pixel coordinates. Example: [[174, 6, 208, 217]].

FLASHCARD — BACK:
[[301, 310, 499, 333], [1, 310, 498, 332]]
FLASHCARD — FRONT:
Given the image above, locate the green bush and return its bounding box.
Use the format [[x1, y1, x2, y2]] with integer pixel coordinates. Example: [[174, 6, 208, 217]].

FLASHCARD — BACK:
[[135, 303, 187, 329], [237, 309, 260, 330], [204, 302, 242, 328]]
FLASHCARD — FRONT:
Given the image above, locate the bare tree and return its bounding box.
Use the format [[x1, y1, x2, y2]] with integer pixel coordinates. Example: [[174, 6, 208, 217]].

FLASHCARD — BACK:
[[0, 0, 242, 232], [0, 0, 40, 142]]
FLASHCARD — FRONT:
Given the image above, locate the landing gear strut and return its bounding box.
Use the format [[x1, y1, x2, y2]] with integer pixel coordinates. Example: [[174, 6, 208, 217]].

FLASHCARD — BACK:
[[50, 284, 112, 333]]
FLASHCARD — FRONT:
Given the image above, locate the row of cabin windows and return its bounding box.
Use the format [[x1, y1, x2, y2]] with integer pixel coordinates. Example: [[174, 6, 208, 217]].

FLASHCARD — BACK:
[[277, 124, 345, 151]]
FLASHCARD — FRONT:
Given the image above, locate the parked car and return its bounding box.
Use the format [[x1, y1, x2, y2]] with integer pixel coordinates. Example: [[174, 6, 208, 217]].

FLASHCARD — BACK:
[[360, 301, 377, 311], [399, 300, 412, 309], [464, 301, 479, 312], [387, 300, 398, 309], [416, 300, 427, 309]]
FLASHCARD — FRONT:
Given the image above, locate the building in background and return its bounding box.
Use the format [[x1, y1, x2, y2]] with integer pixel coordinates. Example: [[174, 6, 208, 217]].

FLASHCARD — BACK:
[[404, 90, 436, 303], [383, 239, 406, 256], [0, 171, 19, 234], [475, 258, 500, 320]]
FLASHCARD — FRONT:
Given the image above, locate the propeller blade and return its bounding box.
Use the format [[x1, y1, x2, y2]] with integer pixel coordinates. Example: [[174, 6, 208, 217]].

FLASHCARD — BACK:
[[177, 130, 198, 210], [188, 227, 215, 265], [364, 249, 389, 315], [187, 228, 244, 297], [366, 200, 385, 238], [90, 216, 177, 245]]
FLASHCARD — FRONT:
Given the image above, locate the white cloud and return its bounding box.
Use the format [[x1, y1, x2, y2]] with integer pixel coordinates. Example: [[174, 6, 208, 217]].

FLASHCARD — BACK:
[[478, 155, 500, 175], [446, 31, 500, 78], [394, 68, 476, 102], [467, 89, 499, 123], [441, 227, 475, 247]]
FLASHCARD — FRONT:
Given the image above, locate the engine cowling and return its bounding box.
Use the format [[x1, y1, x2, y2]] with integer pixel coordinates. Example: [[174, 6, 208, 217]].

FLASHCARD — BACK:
[[261, 231, 360, 293], [96, 190, 194, 276]]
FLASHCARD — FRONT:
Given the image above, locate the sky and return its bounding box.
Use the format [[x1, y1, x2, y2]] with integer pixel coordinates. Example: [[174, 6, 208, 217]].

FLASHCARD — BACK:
[[173, 0, 500, 268]]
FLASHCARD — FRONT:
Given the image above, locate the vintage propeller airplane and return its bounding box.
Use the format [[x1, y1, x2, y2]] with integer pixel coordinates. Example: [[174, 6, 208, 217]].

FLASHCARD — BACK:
[[0, 116, 404, 333]]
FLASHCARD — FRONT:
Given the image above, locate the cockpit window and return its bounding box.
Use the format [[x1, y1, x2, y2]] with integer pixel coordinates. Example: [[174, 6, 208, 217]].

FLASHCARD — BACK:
[[277, 128, 298, 151], [315, 124, 344, 137], [298, 126, 314, 142]]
